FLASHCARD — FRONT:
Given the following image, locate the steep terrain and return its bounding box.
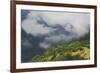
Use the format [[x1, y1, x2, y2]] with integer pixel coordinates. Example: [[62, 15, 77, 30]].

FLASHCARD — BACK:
[[31, 39, 90, 62]]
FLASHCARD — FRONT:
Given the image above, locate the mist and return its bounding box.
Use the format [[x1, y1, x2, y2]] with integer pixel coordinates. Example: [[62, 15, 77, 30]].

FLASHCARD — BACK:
[[21, 10, 90, 49]]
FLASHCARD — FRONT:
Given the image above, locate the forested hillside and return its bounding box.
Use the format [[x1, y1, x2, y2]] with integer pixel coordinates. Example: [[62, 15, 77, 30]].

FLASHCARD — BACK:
[[31, 39, 90, 62]]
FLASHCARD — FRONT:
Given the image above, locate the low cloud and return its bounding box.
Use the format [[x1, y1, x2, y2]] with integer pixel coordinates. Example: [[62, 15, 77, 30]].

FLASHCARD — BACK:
[[22, 10, 90, 49]]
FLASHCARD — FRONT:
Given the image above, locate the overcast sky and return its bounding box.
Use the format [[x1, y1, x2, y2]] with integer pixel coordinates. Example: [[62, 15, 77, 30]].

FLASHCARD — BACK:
[[21, 10, 90, 49]]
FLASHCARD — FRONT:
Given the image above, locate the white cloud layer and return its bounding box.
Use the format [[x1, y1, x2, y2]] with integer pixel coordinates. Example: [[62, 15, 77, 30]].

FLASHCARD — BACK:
[[22, 10, 90, 49]]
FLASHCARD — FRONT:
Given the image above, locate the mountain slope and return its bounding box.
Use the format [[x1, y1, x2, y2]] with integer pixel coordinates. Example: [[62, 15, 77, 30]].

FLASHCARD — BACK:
[[31, 40, 90, 62], [21, 28, 45, 62]]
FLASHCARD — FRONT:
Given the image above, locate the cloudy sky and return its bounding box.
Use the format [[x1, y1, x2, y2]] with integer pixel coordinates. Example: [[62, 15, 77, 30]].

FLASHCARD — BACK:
[[21, 10, 90, 49]]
